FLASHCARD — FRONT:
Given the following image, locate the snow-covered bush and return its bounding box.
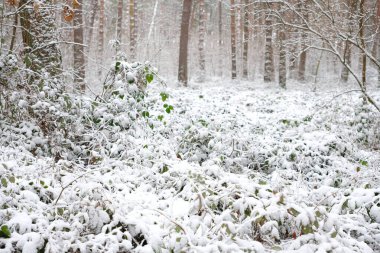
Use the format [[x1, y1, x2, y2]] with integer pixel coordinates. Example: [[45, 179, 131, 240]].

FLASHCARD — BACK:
[[0, 60, 172, 163]]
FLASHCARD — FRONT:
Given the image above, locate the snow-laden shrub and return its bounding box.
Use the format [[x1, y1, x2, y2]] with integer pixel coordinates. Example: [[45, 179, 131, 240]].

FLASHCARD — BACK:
[[0, 61, 172, 163]]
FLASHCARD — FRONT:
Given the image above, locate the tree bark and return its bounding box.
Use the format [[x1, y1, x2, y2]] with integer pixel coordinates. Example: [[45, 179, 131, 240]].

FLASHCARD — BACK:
[[376, 0, 380, 88], [129, 0, 137, 61], [97, 0, 105, 76], [242, 0, 249, 79], [264, 14, 274, 82], [359, 0, 366, 91], [117, 0, 123, 43], [19, 0, 62, 86], [341, 41, 352, 83], [198, 0, 206, 81], [74, 0, 86, 93], [298, 1, 308, 82], [218, 0, 223, 77], [230, 0, 237, 79], [86, 0, 98, 56], [279, 29, 286, 88], [178, 0, 193, 86]]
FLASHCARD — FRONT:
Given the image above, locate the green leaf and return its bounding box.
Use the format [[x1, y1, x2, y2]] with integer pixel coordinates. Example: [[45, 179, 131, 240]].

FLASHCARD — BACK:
[[1, 178, 7, 187], [301, 225, 313, 235], [146, 73, 154, 83], [160, 165, 169, 174], [8, 176, 15, 183], [342, 199, 349, 210], [359, 160, 368, 167], [160, 92, 169, 102], [0, 225, 11, 238], [287, 207, 300, 217], [142, 111, 150, 118], [115, 62, 121, 72], [157, 115, 164, 121], [258, 180, 267, 185], [57, 208, 64, 216], [165, 105, 174, 114]]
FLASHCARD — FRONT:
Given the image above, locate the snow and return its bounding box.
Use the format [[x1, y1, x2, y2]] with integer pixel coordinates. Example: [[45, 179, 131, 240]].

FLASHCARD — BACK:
[[1, 79, 380, 252]]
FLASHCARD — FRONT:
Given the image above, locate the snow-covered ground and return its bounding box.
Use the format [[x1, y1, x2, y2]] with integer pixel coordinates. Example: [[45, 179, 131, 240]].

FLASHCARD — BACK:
[[1, 80, 380, 252]]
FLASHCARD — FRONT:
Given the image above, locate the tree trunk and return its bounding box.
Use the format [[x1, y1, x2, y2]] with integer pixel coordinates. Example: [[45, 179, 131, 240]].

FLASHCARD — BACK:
[[130, 0, 137, 61], [230, 0, 237, 79], [97, 0, 105, 76], [242, 0, 249, 79], [376, 0, 380, 88], [218, 0, 223, 77], [359, 0, 366, 91], [341, 0, 356, 83], [74, 1, 85, 93], [298, 1, 308, 82], [198, 0, 206, 81], [178, 0, 193, 86], [264, 15, 274, 82], [278, 29, 286, 88], [19, 0, 62, 86], [341, 41, 352, 82], [117, 0, 123, 43], [86, 0, 98, 56], [378, 35, 380, 87]]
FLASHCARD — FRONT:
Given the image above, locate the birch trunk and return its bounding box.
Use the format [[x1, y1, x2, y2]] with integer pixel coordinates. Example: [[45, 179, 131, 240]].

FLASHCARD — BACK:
[[264, 15, 274, 82]]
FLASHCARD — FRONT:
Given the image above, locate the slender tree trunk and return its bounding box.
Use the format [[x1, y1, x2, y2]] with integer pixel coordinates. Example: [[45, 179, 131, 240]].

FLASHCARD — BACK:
[[9, 10, 18, 52], [264, 14, 274, 82], [278, 29, 286, 88], [130, 0, 137, 61], [198, 0, 206, 81], [97, 0, 105, 76], [178, 0, 193, 86], [146, 0, 159, 59], [74, 1, 85, 93], [359, 0, 366, 91], [242, 0, 249, 79], [341, 0, 355, 83], [86, 0, 98, 56], [117, 0, 123, 43], [218, 0, 223, 77], [378, 34, 380, 87], [341, 41, 352, 82], [374, 0, 380, 87], [230, 0, 237, 79], [298, 1, 308, 82]]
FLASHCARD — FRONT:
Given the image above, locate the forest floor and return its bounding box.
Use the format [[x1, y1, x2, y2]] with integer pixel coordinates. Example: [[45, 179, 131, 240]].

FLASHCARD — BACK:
[[1, 79, 380, 252]]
